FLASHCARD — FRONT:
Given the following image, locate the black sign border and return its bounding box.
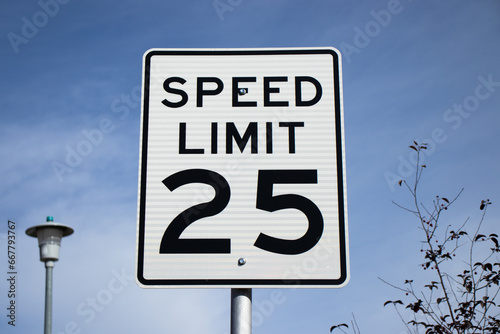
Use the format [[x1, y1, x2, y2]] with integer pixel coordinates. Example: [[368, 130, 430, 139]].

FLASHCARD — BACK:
[[137, 48, 348, 288]]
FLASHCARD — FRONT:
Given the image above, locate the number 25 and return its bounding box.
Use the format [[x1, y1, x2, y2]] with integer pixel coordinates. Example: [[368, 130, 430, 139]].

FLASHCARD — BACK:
[[159, 169, 324, 255]]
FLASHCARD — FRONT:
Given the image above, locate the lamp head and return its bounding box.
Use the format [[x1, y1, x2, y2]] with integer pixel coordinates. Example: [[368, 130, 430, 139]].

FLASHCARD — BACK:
[[26, 216, 74, 262]]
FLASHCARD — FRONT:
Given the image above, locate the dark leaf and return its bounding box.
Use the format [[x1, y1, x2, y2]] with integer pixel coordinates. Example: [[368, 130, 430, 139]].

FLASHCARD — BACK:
[[491, 237, 499, 248], [475, 234, 486, 242], [479, 199, 492, 210], [409, 145, 417, 151], [441, 197, 449, 203], [442, 253, 452, 260], [330, 324, 348, 332], [424, 282, 438, 290], [398, 180, 403, 186], [406, 300, 423, 313], [384, 300, 403, 307]]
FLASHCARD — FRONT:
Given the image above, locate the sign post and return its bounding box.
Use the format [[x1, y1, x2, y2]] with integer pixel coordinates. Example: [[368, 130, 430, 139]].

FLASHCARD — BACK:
[[231, 288, 252, 334], [136, 47, 348, 331]]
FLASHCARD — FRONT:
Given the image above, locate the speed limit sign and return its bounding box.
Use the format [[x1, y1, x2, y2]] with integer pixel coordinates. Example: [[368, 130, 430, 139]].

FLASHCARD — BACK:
[[136, 48, 349, 288]]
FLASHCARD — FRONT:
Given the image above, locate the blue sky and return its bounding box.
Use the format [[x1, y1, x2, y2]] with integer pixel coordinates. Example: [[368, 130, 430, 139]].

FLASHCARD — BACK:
[[1, 1, 499, 333]]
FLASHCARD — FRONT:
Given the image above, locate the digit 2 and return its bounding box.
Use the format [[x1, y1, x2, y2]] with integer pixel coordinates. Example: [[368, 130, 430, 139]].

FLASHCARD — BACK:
[[159, 169, 231, 254]]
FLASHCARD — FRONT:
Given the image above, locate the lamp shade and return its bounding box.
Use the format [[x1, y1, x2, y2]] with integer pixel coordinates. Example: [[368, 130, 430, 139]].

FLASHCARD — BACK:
[[26, 217, 74, 262]]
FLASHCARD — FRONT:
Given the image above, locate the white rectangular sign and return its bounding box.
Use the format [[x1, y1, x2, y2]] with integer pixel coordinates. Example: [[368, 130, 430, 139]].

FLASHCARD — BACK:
[[136, 48, 348, 288]]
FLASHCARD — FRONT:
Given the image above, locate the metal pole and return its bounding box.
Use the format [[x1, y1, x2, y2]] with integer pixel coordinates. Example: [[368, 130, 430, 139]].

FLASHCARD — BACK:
[[231, 288, 252, 334], [44, 260, 54, 334]]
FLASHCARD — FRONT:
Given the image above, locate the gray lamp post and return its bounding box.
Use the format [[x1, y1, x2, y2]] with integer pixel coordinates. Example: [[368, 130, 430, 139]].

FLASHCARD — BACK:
[[26, 216, 74, 334]]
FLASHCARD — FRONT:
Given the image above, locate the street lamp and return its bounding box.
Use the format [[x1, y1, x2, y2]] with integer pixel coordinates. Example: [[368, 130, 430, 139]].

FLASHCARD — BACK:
[[26, 216, 74, 334]]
